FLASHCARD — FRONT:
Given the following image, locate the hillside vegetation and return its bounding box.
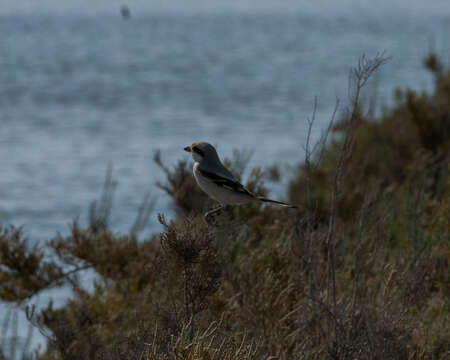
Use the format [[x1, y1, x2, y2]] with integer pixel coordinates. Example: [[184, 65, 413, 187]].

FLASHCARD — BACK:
[[0, 54, 449, 359]]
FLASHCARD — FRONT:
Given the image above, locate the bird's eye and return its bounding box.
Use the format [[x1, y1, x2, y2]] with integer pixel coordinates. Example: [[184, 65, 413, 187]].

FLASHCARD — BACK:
[[192, 147, 205, 156]]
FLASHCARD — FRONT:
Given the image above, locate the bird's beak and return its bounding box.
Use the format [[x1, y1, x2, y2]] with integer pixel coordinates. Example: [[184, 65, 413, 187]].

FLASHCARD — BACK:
[[184, 146, 191, 152]]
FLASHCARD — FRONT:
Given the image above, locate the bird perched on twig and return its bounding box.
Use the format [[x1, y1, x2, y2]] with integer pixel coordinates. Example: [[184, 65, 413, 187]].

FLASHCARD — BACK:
[[184, 141, 297, 220]]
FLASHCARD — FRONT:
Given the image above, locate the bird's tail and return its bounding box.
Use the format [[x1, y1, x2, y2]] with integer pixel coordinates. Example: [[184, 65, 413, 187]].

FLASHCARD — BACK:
[[258, 197, 297, 208]]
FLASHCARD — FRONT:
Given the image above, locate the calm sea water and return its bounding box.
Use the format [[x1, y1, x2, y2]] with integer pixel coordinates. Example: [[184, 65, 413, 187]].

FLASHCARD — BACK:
[[0, 9, 449, 351]]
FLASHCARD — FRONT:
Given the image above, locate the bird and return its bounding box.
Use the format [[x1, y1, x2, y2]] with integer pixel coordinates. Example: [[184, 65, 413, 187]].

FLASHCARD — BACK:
[[184, 141, 297, 220]]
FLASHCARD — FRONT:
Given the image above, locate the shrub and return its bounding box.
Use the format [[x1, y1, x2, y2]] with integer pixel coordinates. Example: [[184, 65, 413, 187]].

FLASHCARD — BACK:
[[0, 54, 448, 359]]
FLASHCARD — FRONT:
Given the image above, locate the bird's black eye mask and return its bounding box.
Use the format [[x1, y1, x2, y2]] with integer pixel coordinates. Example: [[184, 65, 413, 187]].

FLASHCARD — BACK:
[[192, 147, 205, 156]]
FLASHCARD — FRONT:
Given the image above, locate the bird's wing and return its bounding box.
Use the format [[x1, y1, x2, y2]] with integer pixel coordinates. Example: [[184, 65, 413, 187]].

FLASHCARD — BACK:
[[198, 168, 253, 197]]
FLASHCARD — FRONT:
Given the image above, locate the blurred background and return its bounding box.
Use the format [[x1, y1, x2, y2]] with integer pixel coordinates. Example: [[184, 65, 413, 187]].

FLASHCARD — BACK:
[[0, 0, 449, 352]]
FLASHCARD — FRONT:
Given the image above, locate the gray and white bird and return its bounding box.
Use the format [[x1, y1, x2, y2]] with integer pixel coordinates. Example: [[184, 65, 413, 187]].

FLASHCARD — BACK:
[[184, 141, 296, 218]]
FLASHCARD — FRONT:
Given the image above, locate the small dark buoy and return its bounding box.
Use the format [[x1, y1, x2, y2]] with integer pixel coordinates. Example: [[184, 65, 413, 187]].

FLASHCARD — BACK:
[[120, 5, 131, 20]]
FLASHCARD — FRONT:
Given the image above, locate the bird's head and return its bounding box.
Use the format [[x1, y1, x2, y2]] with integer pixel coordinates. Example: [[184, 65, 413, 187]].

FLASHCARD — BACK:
[[184, 141, 219, 163]]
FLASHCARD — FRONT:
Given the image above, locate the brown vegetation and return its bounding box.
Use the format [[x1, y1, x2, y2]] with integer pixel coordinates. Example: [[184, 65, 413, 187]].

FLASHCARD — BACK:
[[1, 54, 449, 359]]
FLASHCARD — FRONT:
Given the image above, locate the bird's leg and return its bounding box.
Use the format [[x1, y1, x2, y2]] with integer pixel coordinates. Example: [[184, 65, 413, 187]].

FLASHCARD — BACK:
[[204, 205, 224, 218], [204, 204, 227, 224]]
